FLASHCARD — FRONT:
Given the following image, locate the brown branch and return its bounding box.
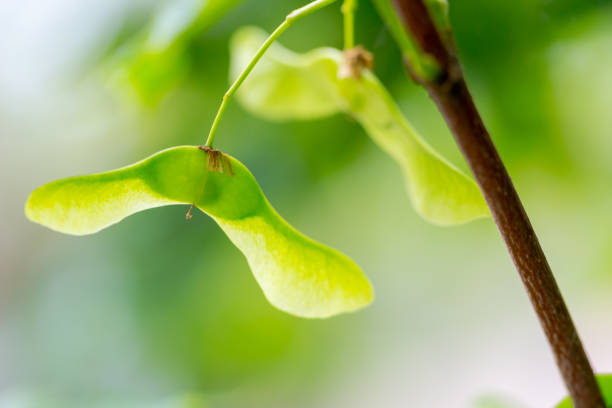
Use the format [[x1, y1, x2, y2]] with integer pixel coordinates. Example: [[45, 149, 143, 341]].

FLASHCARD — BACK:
[[390, 1, 605, 406]]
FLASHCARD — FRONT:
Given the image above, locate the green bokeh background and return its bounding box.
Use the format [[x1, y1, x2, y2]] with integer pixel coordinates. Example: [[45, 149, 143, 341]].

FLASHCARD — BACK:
[[1, 0, 611, 406]]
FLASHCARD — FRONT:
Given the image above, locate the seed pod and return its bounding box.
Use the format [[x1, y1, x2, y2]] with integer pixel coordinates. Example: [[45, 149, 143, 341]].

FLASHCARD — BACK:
[[231, 27, 489, 226], [25, 146, 373, 318]]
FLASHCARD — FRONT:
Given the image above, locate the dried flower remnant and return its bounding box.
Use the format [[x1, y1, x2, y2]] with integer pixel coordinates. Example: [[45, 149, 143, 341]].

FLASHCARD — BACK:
[[199, 145, 234, 176], [339, 45, 374, 79]]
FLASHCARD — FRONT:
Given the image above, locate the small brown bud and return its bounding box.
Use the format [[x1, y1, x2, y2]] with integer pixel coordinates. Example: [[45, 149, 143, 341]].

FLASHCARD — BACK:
[[198, 145, 235, 176], [339, 45, 374, 79]]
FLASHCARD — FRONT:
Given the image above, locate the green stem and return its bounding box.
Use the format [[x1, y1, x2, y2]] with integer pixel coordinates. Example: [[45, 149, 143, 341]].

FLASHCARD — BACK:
[[205, 0, 339, 147], [342, 0, 356, 49]]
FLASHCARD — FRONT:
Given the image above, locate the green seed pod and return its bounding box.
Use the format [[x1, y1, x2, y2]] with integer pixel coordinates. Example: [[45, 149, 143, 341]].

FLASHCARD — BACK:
[[25, 146, 373, 318], [231, 27, 489, 226]]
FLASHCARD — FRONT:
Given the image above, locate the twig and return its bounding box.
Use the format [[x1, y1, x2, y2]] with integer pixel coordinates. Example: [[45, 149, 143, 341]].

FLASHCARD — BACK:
[[204, 0, 339, 148], [389, 0, 605, 406]]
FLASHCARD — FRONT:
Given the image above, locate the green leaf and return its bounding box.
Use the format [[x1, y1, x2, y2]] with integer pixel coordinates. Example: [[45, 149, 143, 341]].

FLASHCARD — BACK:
[[555, 374, 612, 407], [230, 27, 489, 226], [106, 0, 243, 104], [25, 147, 373, 318]]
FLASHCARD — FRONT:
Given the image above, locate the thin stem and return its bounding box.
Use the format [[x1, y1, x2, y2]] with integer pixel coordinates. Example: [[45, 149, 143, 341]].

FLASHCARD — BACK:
[[205, 0, 339, 147], [389, 0, 605, 407], [342, 0, 356, 49]]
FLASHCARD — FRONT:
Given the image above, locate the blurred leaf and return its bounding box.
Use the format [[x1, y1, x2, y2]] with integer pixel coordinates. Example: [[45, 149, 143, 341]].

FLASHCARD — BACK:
[[106, 0, 243, 104], [25, 146, 373, 318], [0, 391, 206, 408], [471, 394, 529, 408], [555, 374, 612, 407], [549, 9, 612, 177], [231, 27, 489, 225]]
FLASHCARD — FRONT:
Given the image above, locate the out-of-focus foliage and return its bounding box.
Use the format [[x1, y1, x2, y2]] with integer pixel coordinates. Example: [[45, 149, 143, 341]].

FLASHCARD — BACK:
[[549, 11, 612, 179], [103, 0, 243, 104], [231, 27, 489, 225], [0, 391, 206, 408], [555, 375, 612, 407], [471, 394, 529, 408], [26, 147, 373, 318]]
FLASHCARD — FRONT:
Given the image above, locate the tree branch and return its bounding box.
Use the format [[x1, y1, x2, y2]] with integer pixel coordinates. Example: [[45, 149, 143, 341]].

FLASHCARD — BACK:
[[390, 1, 605, 406]]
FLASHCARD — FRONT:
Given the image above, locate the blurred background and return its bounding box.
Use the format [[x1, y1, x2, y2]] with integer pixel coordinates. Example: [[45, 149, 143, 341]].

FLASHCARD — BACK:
[[1, 0, 612, 406]]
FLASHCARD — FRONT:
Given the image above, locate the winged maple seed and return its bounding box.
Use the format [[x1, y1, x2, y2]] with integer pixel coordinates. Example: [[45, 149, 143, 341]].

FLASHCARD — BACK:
[[25, 146, 373, 318]]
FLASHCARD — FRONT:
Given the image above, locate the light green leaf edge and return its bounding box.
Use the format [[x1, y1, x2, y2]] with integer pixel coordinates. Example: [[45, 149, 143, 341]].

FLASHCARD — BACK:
[[230, 27, 489, 226], [25, 146, 373, 319], [555, 374, 612, 407]]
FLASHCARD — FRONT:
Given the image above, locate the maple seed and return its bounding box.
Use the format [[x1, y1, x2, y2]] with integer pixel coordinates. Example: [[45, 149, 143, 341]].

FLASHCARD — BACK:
[[339, 45, 374, 79]]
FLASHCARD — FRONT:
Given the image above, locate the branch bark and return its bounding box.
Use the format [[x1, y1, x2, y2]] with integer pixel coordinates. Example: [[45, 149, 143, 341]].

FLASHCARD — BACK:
[[390, 1, 605, 406]]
